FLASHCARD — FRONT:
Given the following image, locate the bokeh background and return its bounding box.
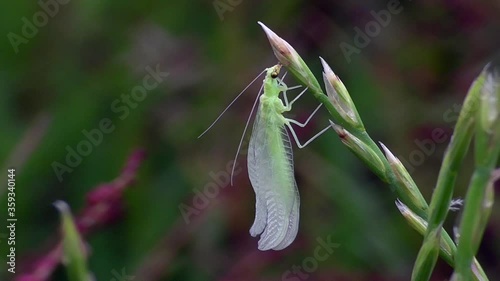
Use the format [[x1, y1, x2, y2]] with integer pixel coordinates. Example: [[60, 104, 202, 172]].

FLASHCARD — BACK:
[[1, 0, 500, 280]]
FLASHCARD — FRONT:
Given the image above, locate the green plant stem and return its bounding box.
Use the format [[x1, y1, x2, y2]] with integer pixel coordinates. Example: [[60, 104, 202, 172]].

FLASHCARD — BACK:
[[412, 75, 485, 281], [306, 78, 428, 217], [294, 68, 488, 281], [454, 168, 492, 281], [454, 85, 500, 280], [258, 22, 490, 275], [55, 201, 92, 281]]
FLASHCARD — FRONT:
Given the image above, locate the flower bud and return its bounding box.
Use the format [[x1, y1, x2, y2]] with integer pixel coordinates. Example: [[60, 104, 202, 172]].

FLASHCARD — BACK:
[[54, 200, 92, 281], [395, 200, 454, 260], [321, 57, 363, 129], [258, 21, 322, 94], [379, 142, 428, 214], [479, 63, 500, 134], [330, 121, 386, 180]]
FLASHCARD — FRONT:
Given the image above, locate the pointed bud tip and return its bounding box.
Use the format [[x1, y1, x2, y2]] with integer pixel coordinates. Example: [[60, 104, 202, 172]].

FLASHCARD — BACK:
[[395, 199, 407, 212], [395, 200, 415, 222], [258, 21, 280, 44], [379, 142, 399, 163], [319, 56, 335, 76], [485, 55, 500, 77], [257, 21, 269, 32], [480, 60, 500, 132], [257, 22, 297, 68], [395, 200, 423, 225], [54, 200, 70, 214], [328, 120, 344, 135]]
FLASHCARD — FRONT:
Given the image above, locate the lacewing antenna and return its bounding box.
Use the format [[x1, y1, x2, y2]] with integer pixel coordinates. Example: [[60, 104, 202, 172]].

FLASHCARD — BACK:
[[198, 69, 267, 138], [230, 83, 264, 185]]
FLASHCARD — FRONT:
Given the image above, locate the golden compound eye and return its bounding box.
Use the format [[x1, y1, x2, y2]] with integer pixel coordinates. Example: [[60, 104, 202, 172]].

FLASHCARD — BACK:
[[271, 63, 282, 79]]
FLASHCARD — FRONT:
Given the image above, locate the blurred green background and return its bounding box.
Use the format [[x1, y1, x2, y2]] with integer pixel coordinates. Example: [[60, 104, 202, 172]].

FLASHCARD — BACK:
[[1, 0, 499, 280]]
